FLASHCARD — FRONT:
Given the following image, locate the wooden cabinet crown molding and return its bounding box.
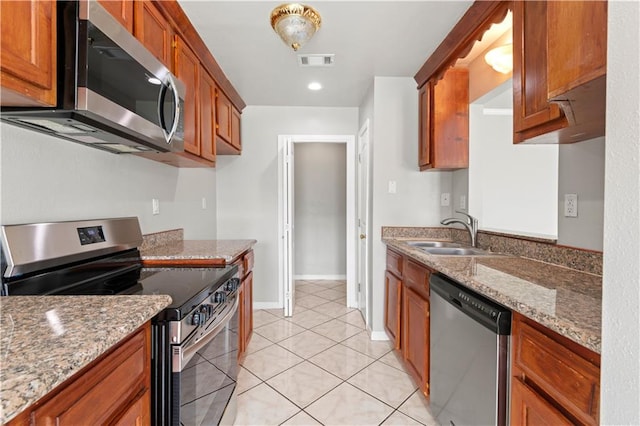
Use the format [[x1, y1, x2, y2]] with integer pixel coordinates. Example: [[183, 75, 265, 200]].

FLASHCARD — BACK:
[[414, 1, 510, 88], [153, 0, 245, 111]]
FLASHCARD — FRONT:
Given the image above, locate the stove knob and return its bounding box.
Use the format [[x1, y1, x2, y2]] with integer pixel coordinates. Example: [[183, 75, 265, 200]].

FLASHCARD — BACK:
[[225, 279, 239, 291], [214, 292, 226, 303], [191, 312, 202, 326]]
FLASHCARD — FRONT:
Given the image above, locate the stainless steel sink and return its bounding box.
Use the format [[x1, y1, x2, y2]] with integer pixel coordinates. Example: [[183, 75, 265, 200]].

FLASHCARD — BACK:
[[422, 247, 492, 256], [407, 241, 461, 248]]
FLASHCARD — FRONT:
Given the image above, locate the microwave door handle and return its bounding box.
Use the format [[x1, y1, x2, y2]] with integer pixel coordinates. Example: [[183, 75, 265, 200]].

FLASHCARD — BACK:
[[165, 75, 181, 144], [157, 75, 181, 144]]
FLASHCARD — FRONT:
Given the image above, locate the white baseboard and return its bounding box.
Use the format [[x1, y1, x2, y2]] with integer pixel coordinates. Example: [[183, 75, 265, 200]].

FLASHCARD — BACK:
[[294, 274, 347, 280], [252, 302, 282, 310], [369, 330, 390, 341]]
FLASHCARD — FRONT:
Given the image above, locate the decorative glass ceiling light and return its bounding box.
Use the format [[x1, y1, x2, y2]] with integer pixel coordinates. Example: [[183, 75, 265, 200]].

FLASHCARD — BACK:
[[270, 3, 321, 51], [484, 44, 513, 74]]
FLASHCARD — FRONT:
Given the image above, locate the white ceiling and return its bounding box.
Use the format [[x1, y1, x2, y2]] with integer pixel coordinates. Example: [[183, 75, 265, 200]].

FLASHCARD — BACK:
[[178, 1, 473, 107]]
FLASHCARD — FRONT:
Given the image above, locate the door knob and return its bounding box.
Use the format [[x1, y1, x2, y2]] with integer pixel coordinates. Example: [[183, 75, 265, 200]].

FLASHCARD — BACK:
[[360, 234, 366, 239]]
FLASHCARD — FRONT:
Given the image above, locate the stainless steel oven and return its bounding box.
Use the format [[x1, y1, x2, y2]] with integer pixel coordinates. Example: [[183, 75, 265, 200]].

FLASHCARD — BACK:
[[1, 218, 240, 426]]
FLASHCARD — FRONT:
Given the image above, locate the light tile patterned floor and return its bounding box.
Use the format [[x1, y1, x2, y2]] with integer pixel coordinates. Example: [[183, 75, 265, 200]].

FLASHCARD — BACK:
[[234, 279, 439, 426]]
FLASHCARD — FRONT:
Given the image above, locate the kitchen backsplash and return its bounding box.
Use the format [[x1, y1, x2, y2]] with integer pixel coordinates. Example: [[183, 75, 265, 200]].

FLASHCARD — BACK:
[[141, 228, 184, 251], [381, 227, 602, 275]]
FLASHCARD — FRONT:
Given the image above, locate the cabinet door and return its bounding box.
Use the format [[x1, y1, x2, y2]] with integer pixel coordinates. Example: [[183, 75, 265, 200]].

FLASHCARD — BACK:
[[384, 271, 402, 350], [134, 0, 173, 69], [0, 0, 56, 106], [174, 36, 200, 156], [432, 67, 469, 169], [199, 70, 216, 162], [418, 83, 432, 170], [243, 271, 253, 349], [33, 325, 150, 425], [98, 0, 134, 33], [511, 379, 573, 426], [546, 1, 607, 99], [113, 389, 150, 426], [231, 107, 242, 151], [216, 89, 233, 145], [402, 285, 430, 396], [512, 0, 567, 142]]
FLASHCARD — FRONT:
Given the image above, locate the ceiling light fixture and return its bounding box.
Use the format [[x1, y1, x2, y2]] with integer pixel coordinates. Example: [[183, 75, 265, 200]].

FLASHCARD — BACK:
[[270, 3, 321, 51], [484, 44, 513, 74], [308, 82, 322, 91]]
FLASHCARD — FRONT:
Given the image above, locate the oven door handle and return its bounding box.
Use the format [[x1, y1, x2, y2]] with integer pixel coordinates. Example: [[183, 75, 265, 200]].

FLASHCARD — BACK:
[[173, 295, 238, 372]]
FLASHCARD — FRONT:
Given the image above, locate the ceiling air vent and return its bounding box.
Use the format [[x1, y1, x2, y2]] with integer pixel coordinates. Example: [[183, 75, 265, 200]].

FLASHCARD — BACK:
[[297, 54, 335, 67]]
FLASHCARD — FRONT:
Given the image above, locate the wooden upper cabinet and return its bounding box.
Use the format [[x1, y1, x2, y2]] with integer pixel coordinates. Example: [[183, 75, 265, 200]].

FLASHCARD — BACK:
[[513, 0, 607, 144], [98, 0, 134, 33], [174, 36, 200, 156], [216, 89, 232, 144], [512, 1, 567, 142], [546, 1, 607, 99], [0, 0, 56, 107], [199, 69, 217, 163], [419, 67, 469, 171], [134, 0, 173, 69], [231, 107, 242, 151]]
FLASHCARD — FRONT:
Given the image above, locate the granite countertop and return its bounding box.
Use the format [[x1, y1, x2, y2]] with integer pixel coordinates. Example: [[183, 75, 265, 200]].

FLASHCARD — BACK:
[[385, 238, 602, 354], [0, 295, 172, 424], [140, 239, 257, 265]]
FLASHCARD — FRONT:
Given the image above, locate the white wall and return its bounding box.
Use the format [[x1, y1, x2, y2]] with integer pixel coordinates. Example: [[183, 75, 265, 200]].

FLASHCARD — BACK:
[[365, 77, 452, 336], [215, 106, 358, 306], [601, 1, 640, 423], [468, 90, 559, 239], [0, 123, 217, 238], [557, 137, 605, 251], [294, 143, 347, 277]]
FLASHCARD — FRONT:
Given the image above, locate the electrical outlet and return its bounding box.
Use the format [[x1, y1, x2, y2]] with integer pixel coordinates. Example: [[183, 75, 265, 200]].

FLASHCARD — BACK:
[[388, 181, 397, 194], [564, 193, 578, 217], [152, 198, 160, 215], [441, 193, 450, 207], [459, 195, 467, 210], [201, 197, 207, 210]]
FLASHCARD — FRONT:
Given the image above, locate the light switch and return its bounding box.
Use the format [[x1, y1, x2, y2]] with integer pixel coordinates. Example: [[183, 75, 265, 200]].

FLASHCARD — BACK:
[[152, 198, 160, 215], [441, 193, 450, 207], [388, 181, 397, 194]]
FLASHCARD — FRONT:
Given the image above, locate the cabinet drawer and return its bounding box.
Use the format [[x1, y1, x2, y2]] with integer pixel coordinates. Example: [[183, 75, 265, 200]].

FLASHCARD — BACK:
[[404, 259, 430, 298], [33, 325, 149, 424], [513, 320, 600, 425], [386, 250, 403, 278]]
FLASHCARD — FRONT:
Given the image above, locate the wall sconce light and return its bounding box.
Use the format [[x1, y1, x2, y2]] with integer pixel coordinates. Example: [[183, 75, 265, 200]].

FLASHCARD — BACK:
[[484, 44, 513, 74], [270, 3, 322, 51]]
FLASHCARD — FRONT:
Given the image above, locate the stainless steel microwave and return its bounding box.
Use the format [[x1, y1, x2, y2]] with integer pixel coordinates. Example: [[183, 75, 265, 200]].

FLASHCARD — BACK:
[[1, 0, 185, 155]]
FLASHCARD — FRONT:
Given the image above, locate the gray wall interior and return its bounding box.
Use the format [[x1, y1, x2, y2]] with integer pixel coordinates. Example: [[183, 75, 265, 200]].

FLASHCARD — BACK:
[[294, 143, 347, 276]]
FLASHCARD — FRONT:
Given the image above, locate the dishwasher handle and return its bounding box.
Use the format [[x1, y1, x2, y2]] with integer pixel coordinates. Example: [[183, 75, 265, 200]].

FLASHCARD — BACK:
[[430, 273, 511, 335]]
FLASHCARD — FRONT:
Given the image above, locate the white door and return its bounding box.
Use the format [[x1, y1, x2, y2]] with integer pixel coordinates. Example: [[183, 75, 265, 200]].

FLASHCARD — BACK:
[[282, 138, 295, 317], [357, 122, 370, 325]]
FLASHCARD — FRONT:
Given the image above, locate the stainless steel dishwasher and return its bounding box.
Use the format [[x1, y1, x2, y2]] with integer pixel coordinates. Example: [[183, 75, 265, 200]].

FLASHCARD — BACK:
[[429, 273, 511, 426]]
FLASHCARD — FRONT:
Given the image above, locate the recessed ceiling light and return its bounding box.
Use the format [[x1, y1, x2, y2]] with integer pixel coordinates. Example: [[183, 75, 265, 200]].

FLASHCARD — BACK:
[[308, 82, 322, 91]]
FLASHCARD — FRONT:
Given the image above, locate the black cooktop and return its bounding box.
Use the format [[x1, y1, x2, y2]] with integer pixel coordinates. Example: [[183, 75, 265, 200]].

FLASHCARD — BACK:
[[137, 265, 238, 321]]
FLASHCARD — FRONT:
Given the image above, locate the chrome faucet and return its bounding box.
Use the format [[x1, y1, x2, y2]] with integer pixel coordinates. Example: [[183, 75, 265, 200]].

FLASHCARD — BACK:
[[441, 211, 479, 247]]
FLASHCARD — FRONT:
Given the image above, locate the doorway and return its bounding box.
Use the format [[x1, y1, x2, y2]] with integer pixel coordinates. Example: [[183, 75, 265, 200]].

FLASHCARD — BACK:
[[277, 134, 357, 319]]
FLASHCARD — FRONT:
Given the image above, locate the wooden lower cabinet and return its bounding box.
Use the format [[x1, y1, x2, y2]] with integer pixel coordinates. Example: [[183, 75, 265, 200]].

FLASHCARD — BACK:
[[237, 250, 254, 361], [8, 323, 151, 426], [510, 312, 601, 426], [384, 270, 402, 350], [402, 284, 430, 396], [511, 378, 573, 426]]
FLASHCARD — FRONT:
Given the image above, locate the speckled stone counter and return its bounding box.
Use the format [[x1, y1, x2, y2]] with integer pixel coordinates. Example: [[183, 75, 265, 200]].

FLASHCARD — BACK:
[[384, 238, 602, 354], [140, 239, 257, 266], [0, 295, 172, 424]]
